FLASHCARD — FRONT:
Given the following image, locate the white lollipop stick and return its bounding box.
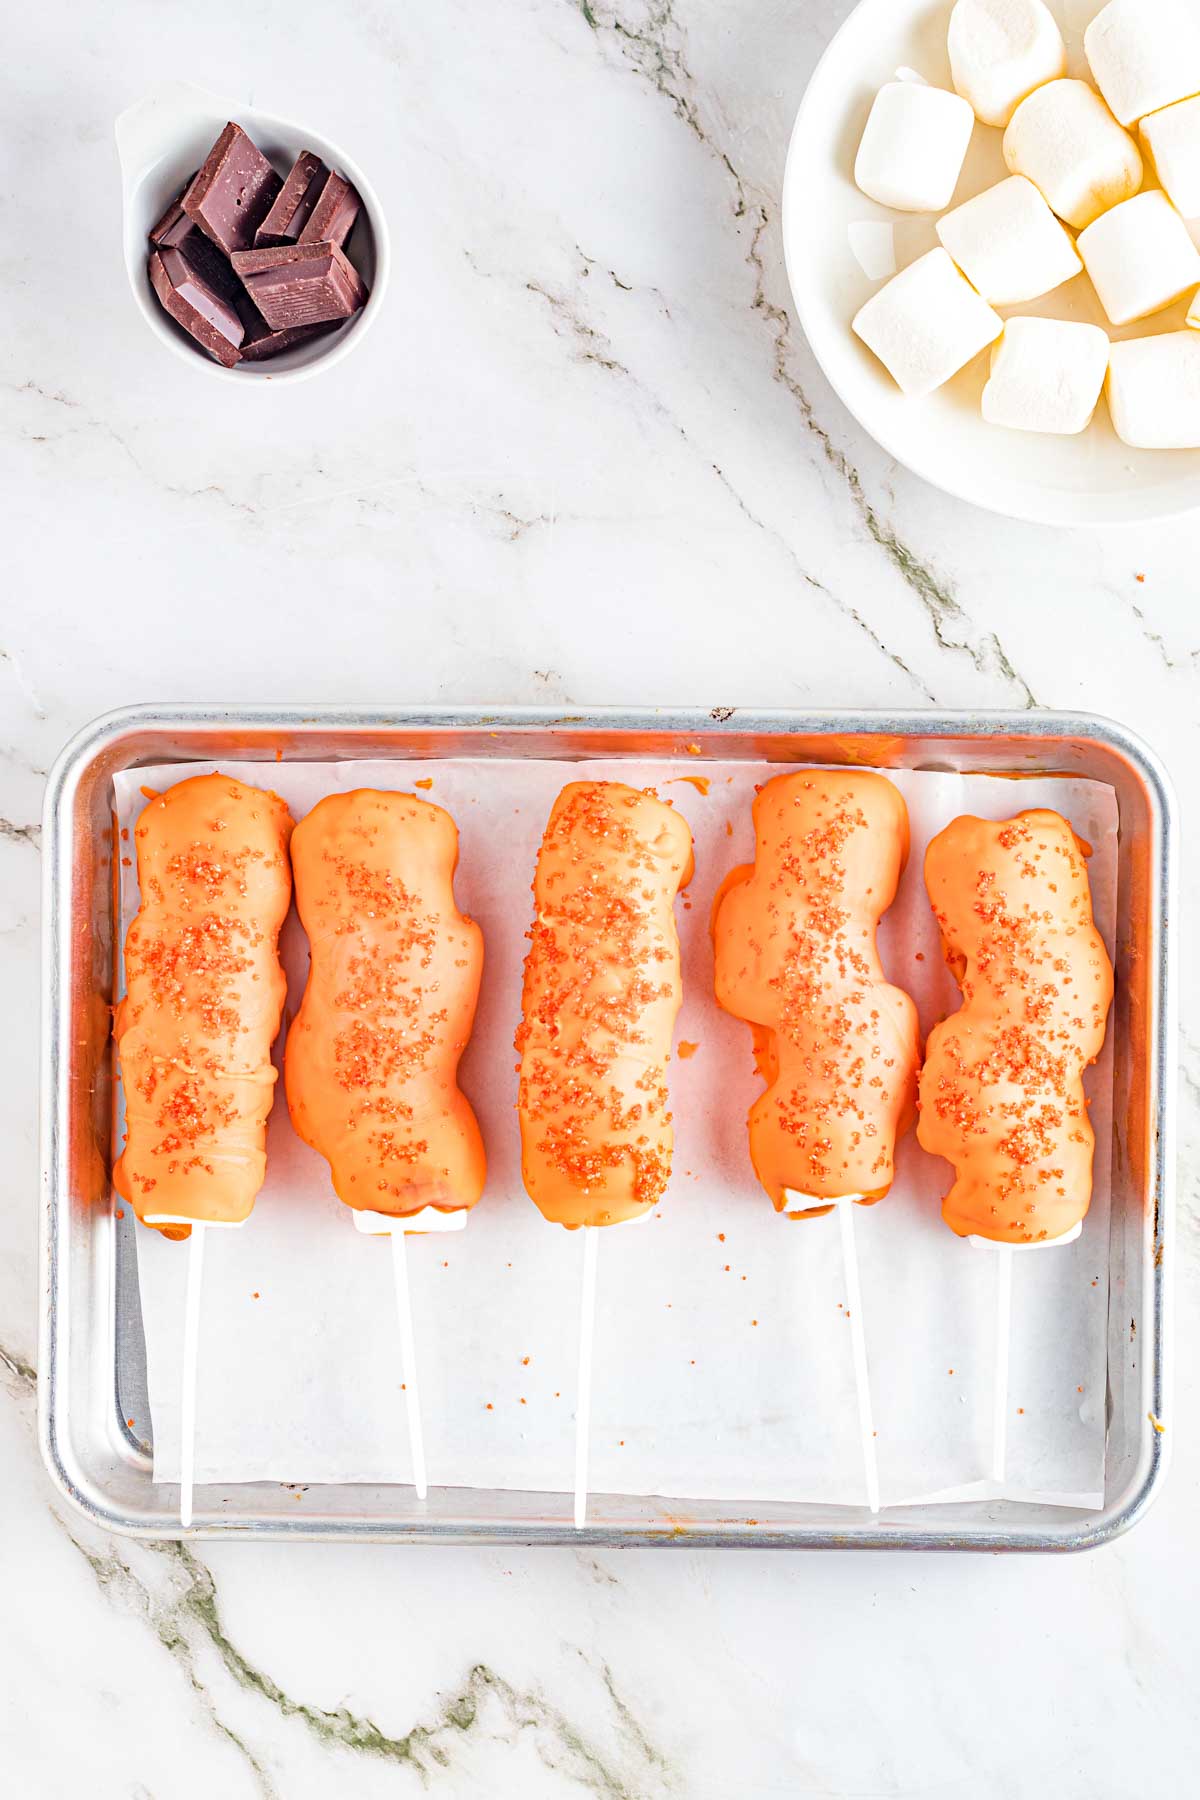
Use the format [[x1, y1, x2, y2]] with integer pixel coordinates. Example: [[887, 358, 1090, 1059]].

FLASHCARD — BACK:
[[785, 1189, 879, 1513], [390, 1229, 427, 1502], [836, 1202, 881, 1516], [968, 1220, 1082, 1488], [991, 1244, 1014, 1484], [574, 1226, 599, 1530], [179, 1223, 206, 1530]]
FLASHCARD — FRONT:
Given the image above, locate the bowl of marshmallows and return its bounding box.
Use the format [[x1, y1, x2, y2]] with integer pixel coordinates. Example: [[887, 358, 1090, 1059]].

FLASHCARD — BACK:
[[783, 0, 1200, 524]]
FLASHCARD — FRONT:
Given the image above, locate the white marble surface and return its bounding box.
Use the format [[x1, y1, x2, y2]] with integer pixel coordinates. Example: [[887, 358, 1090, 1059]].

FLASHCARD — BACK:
[[3, 1, 1198, 1794]]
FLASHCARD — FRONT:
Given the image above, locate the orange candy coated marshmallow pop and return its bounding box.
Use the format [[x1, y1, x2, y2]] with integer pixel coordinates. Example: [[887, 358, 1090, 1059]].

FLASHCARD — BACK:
[[285, 790, 486, 1222], [712, 771, 921, 1217], [918, 810, 1114, 1247], [516, 780, 694, 1230], [113, 773, 294, 1238]]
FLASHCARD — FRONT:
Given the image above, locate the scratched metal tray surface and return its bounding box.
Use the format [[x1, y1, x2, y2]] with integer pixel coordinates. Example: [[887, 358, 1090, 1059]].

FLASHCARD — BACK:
[[39, 705, 1176, 1547]]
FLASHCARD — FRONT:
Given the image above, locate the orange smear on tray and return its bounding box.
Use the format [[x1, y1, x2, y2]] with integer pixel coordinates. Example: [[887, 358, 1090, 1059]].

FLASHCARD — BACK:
[[516, 781, 693, 1228], [286, 790, 485, 1222], [712, 771, 920, 1217], [917, 811, 1113, 1246], [113, 773, 293, 1235]]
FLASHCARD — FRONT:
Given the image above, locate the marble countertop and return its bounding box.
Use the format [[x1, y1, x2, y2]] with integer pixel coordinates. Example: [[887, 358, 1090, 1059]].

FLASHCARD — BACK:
[[3, 1, 1197, 1794]]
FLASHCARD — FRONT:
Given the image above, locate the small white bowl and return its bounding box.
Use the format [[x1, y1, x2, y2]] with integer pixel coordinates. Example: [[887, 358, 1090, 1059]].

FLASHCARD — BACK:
[[782, 0, 1200, 526], [116, 82, 389, 384]]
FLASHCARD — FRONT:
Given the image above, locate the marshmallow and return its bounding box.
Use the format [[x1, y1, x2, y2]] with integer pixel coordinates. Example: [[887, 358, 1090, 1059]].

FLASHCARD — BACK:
[[1077, 190, 1200, 324], [981, 317, 1110, 433], [854, 81, 975, 212], [937, 174, 1082, 304], [1084, 0, 1200, 129], [1003, 79, 1144, 229], [1140, 95, 1200, 217], [852, 247, 1003, 396], [948, 0, 1067, 129], [1106, 330, 1200, 445]]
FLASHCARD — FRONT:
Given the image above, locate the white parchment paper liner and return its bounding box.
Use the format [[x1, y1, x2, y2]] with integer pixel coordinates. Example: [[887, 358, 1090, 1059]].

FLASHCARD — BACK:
[[113, 759, 1117, 1510]]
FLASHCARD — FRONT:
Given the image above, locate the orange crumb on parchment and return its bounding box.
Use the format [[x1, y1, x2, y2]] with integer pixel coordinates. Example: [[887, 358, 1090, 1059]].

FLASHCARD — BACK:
[[684, 743, 701, 755], [671, 775, 710, 796], [414, 778, 433, 790]]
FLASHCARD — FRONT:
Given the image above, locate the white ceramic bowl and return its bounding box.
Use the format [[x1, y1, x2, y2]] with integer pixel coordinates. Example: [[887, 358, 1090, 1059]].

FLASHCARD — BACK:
[[782, 0, 1200, 525], [116, 82, 389, 384]]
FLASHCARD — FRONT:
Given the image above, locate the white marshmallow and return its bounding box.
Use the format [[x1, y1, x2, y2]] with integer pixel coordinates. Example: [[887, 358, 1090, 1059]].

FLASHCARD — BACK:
[[1084, 0, 1200, 129], [1106, 330, 1200, 445], [1077, 190, 1200, 324], [1140, 95, 1200, 217], [1003, 79, 1143, 229], [852, 247, 1003, 396], [948, 0, 1067, 129], [981, 317, 1109, 433], [854, 81, 975, 212], [936, 174, 1082, 303]]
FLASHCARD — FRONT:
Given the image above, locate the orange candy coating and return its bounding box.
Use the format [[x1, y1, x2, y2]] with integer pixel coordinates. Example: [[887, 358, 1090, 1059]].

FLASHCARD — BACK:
[[285, 790, 485, 1220], [918, 810, 1114, 1245], [516, 781, 694, 1229], [113, 773, 294, 1237], [713, 771, 921, 1216]]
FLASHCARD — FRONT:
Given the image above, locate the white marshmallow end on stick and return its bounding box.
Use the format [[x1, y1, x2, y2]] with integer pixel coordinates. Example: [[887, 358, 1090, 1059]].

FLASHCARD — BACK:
[[1106, 330, 1200, 447], [1078, 190, 1200, 325], [1003, 79, 1143, 229], [937, 174, 1082, 304], [854, 81, 975, 212], [852, 248, 1003, 396], [947, 0, 1067, 129], [1140, 96, 1200, 218], [981, 317, 1110, 434], [1084, 0, 1200, 129]]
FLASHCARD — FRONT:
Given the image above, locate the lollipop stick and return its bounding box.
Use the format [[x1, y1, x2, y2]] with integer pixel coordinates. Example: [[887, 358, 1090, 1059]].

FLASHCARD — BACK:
[[991, 1245, 1014, 1485], [179, 1223, 206, 1530], [837, 1202, 880, 1516], [573, 1226, 599, 1530], [390, 1228, 428, 1501]]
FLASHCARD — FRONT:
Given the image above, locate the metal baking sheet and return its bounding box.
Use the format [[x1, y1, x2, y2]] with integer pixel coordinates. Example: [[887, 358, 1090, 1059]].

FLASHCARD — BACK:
[[38, 706, 1177, 1548]]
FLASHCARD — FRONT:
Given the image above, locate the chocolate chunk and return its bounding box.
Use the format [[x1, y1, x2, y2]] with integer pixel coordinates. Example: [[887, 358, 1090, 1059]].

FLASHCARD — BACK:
[[234, 290, 339, 360], [148, 189, 196, 249], [255, 150, 327, 246], [231, 240, 368, 328], [150, 246, 245, 366], [297, 171, 361, 250], [182, 122, 282, 255]]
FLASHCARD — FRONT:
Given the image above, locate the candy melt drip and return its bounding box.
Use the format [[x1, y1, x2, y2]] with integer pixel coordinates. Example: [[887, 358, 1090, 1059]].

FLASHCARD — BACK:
[[517, 781, 694, 1229], [918, 810, 1114, 1245], [285, 790, 485, 1220], [713, 771, 921, 1216], [113, 773, 294, 1237]]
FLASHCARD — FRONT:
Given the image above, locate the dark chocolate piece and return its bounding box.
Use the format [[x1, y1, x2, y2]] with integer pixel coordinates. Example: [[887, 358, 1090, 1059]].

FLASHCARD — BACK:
[[234, 290, 339, 361], [255, 150, 327, 246], [148, 190, 195, 249], [297, 171, 361, 250], [231, 240, 368, 328], [149, 246, 245, 366], [182, 122, 282, 255]]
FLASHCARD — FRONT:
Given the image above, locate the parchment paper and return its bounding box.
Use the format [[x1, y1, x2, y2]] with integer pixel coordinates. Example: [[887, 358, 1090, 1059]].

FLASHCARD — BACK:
[[113, 759, 1118, 1509]]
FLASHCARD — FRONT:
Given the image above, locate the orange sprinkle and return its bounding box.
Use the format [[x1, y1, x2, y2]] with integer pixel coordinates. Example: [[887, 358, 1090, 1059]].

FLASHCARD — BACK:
[[252, 1291, 260, 1300], [684, 743, 701, 756], [414, 778, 433, 790], [717, 1232, 725, 1242], [486, 1402, 494, 1411], [751, 1319, 759, 1327], [677, 1041, 699, 1060], [672, 775, 710, 796], [126, 1418, 135, 1429], [521, 1356, 530, 1366], [1017, 1407, 1025, 1416], [520, 1397, 527, 1405], [274, 748, 283, 762], [115, 1209, 125, 1220], [1135, 572, 1146, 583]]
